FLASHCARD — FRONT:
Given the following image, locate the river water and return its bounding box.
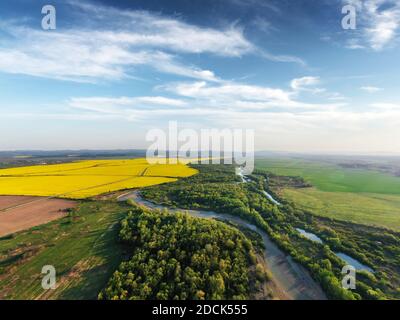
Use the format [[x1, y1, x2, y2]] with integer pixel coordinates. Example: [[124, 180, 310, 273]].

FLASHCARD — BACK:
[[262, 191, 281, 206], [296, 228, 323, 244], [237, 167, 281, 206]]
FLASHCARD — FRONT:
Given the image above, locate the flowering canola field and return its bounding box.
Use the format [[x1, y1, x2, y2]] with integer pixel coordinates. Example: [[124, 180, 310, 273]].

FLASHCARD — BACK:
[[0, 159, 197, 199]]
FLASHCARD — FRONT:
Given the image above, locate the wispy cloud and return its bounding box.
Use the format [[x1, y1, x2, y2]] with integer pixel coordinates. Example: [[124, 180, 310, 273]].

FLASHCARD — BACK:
[[290, 76, 320, 91], [70, 1, 255, 57], [0, 22, 221, 82], [0, 0, 305, 83], [67, 77, 346, 121], [69, 96, 186, 112], [259, 51, 306, 66], [364, 0, 400, 50], [0, 1, 252, 82], [343, 0, 400, 51], [163, 81, 293, 105], [360, 85, 383, 92]]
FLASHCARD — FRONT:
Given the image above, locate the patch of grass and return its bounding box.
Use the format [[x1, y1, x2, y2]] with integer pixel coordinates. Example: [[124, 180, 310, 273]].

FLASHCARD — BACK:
[[256, 158, 400, 194], [282, 188, 400, 231], [0, 201, 129, 300], [256, 158, 400, 230]]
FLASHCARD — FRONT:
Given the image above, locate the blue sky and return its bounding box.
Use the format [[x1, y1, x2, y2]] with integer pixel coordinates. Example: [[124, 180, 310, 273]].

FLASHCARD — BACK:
[[0, 0, 399, 154]]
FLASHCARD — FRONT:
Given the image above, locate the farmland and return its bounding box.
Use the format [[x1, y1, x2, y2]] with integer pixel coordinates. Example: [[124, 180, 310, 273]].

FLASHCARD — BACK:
[[281, 189, 400, 231], [256, 158, 400, 194], [256, 158, 400, 231], [0, 201, 130, 299], [0, 159, 197, 199], [0, 158, 199, 299], [0, 196, 76, 237]]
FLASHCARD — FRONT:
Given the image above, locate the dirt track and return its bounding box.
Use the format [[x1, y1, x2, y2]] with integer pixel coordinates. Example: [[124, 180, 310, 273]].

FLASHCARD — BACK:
[[0, 196, 76, 237]]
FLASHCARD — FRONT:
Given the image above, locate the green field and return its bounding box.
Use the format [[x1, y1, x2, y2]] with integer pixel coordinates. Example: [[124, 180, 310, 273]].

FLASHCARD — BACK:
[[0, 201, 129, 299], [256, 158, 400, 231], [256, 158, 400, 194]]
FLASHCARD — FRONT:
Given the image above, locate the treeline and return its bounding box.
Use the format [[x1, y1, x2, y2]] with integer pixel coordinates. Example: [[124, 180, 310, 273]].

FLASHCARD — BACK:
[[142, 164, 400, 300], [252, 169, 312, 189], [99, 204, 268, 300], [141, 165, 273, 222]]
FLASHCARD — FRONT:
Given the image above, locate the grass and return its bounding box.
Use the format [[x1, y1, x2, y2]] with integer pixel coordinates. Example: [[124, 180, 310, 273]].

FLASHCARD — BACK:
[[256, 158, 400, 231], [0, 159, 198, 199], [256, 158, 400, 194], [0, 201, 130, 300], [282, 188, 400, 231]]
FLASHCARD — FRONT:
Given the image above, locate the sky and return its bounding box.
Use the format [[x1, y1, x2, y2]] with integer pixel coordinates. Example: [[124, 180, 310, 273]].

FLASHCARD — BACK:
[[0, 0, 399, 154]]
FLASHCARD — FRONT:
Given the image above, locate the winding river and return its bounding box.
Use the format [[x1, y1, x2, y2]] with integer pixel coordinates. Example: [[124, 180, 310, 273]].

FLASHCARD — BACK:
[[118, 190, 327, 300], [237, 167, 281, 206]]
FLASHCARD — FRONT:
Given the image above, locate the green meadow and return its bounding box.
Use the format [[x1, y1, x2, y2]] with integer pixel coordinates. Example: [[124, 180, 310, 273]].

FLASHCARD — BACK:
[[256, 158, 400, 230], [256, 158, 400, 194]]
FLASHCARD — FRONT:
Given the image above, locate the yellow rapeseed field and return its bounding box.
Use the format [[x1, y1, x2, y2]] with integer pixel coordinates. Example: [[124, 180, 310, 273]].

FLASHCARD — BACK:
[[0, 159, 197, 199]]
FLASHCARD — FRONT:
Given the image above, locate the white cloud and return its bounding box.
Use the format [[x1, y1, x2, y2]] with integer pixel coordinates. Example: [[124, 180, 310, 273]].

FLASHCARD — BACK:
[[0, 1, 305, 83], [364, 0, 400, 50], [69, 96, 186, 113], [345, 38, 366, 50], [259, 51, 306, 66], [0, 21, 221, 82], [166, 81, 292, 103], [69, 79, 345, 118], [360, 86, 383, 92], [290, 76, 320, 91], [70, 1, 255, 57], [161, 80, 330, 111], [320, 91, 346, 101], [0, 1, 253, 82], [343, 0, 400, 51]]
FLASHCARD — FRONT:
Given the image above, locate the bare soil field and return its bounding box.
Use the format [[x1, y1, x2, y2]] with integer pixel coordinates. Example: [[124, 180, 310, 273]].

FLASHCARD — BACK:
[[0, 196, 77, 237], [0, 195, 40, 211]]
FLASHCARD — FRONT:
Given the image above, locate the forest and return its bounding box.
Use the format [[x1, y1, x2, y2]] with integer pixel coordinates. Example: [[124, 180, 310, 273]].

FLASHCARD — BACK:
[[99, 204, 269, 300]]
